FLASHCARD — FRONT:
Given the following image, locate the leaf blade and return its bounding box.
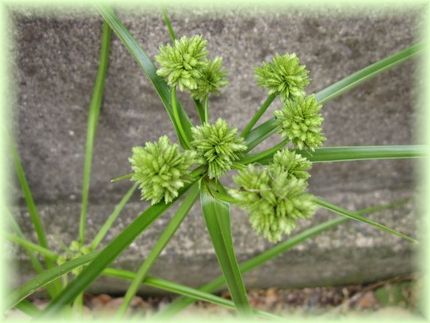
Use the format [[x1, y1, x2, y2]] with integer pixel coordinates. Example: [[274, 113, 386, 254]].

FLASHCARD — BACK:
[[97, 5, 193, 146], [200, 181, 250, 313]]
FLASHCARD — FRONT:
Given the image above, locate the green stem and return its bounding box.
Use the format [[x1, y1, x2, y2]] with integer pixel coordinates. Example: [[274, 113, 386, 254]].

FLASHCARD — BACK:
[[241, 93, 276, 138], [240, 138, 289, 165], [314, 197, 417, 244], [117, 182, 199, 316], [162, 8, 177, 42], [171, 87, 191, 149], [203, 96, 209, 123], [111, 173, 133, 183], [79, 21, 112, 244], [90, 183, 138, 249], [193, 98, 206, 123]]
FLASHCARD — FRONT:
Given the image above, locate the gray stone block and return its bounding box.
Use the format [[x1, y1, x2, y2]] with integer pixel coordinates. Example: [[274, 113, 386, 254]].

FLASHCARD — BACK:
[[9, 5, 423, 292]]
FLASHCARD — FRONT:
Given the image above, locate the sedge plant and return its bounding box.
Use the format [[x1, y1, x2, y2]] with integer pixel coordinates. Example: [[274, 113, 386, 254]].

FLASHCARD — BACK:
[[6, 6, 426, 319]]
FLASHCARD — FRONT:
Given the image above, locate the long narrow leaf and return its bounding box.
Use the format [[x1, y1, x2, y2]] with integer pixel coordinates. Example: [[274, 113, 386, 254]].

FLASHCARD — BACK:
[[103, 268, 279, 319], [117, 182, 199, 315], [159, 197, 410, 316], [245, 43, 423, 150], [242, 145, 428, 165], [90, 183, 138, 249], [79, 21, 112, 244], [12, 144, 62, 295], [8, 252, 98, 309], [314, 197, 417, 243], [201, 181, 250, 313], [97, 5, 193, 146], [6, 234, 58, 261], [6, 210, 44, 274], [42, 182, 195, 315], [12, 144, 49, 257]]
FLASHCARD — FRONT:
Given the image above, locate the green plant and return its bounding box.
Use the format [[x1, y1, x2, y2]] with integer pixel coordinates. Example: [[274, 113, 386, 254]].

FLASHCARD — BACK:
[[7, 6, 425, 319]]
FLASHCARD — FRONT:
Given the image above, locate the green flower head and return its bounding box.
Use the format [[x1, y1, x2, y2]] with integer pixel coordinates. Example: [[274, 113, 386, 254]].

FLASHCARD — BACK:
[[191, 118, 247, 179], [191, 57, 228, 101], [156, 35, 208, 91], [129, 136, 196, 205], [255, 53, 309, 101], [274, 95, 325, 150], [272, 149, 312, 181], [230, 165, 316, 242]]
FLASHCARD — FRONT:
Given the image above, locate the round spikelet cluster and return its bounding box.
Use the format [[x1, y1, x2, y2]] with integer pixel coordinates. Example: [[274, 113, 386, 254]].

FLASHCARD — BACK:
[[274, 95, 325, 150], [191, 118, 247, 179], [156, 35, 209, 91], [272, 149, 312, 181], [129, 136, 196, 205], [255, 53, 309, 101], [156, 35, 227, 98], [230, 163, 316, 243], [191, 57, 228, 101]]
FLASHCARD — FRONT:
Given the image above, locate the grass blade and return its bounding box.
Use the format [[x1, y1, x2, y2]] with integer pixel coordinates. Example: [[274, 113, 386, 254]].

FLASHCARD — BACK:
[[12, 144, 50, 258], [162, 8, 177, 42], [97, 5, 193, 147], [159, 197, 410, 316], [79, 21, 112, 244], [315, 43, 423, 104], [8, 252, 98, 309], [90, 183, 138, 249], [6, 234, 58, 261], [201, 181, 251, 314], [314, 197, 417, 244], [103, 268, 279, 319], [42, 182, 196, 315], [12, 143, 62, 295], [245, 43, 423, 150], [6, 210, 44, 274], [117, 182, 199, 316], [243, 145, 428, 165]]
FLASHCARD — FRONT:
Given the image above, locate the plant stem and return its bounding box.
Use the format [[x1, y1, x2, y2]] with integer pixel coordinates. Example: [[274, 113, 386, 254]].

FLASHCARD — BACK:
[[240, 138, 288, 165], [117, 182, 199, 316], [171, 87, 191, 149], [241, 93, 276, 138], [203, 96, 209, 123], [91, 183, 138, 249], [193, 98, 206, 123], [111, 173, 133, 183], [79, 21, 112, 244], [162, 8, 177, 42]]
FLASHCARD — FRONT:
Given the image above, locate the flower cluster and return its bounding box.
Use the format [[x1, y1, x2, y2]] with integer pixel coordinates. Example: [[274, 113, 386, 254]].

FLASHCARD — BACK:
[[156, 35, 227, 99], [230, 150, 316, 242], [274, 95, 325, 150], [56, 240, 92, 276], [255, 53, 309, 101], [129, 136, 196, 205], [132, 34, 323, 242], [191, 119, 247, 179]]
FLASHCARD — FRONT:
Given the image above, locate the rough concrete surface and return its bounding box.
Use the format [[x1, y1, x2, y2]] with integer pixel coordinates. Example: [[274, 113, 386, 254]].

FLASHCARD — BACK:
[[8, 5, 424, 292]]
